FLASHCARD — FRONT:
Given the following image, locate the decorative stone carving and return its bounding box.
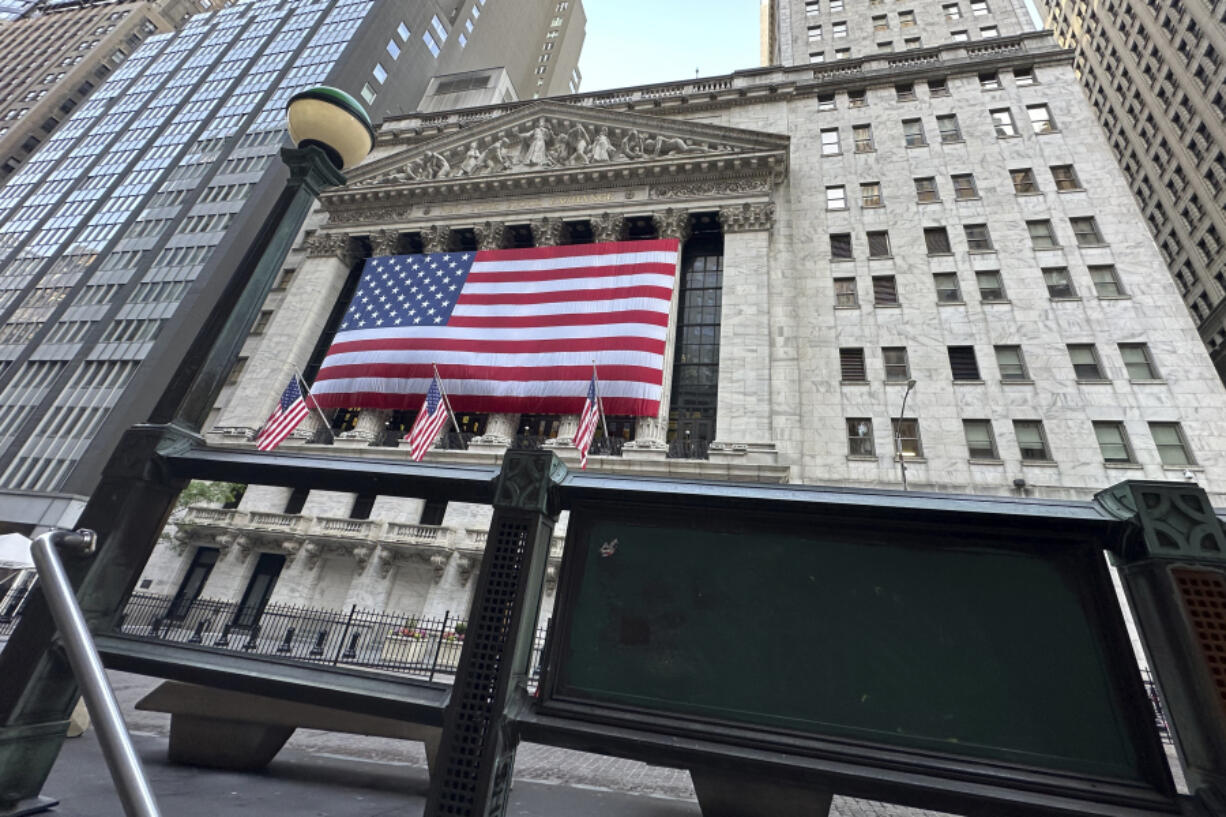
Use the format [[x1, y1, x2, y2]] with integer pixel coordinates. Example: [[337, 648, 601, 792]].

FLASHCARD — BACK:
[[353, 546, 373, 568], [331, 207, 406, 226], [718, 202, 776, 233], [545, 564, 559, 592], [456, 555, 475, 584], [590, 212, 625, 243], [282, 540, 302, 565], [376, 547, 394, 579], [652, 208, 692, 242], [303, 541, 322, 571], [211, 426, 256, 441], [530, 217, 564, 247], [420, 225, 450, 254], [649, 179, 772, 199], [233, 535, 253, 563], [430, 553, 449, 581], [304, 231, 356, 264], [169, 528, 192, 556], [473, 220, 507, 251], [369, 229, 403, 256]]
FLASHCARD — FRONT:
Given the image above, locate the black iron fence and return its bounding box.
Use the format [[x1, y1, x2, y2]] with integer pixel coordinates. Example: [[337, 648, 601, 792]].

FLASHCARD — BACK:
[[115, 592, 549, 684]]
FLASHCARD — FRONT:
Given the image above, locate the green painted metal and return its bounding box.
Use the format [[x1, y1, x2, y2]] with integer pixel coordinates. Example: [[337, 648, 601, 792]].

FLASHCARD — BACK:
[[546, 500, 1172, 789], [1095, 481, 1226, 565]]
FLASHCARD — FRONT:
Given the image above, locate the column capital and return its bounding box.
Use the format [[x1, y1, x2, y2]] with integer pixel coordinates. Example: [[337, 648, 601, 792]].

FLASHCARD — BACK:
[[474, 220, 507, 250], [652, 208, 692, 241], [530, 217, 565, 247], [718, 202, 776, 233], [591, 212, 625, 243], [420, 225, 451, 254], [369, 229, 403, 257], [304, 231, 358, 265]]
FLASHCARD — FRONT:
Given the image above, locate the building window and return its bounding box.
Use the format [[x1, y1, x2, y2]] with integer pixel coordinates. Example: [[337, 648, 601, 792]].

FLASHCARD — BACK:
[[833, 21, 848, 37], [853, 123, 874, 152], [1119, 343, 1158, 380], [834, 277, 858, 307], [948, 346, 981, 380], [980, 25, 999, 37], [251, 310, 273, 335], [924, 226, 952, 254], [1068, 344, 1105, 381], [423, 31, 440, 57], [980, 71, 1002, 90], [976, 270, 1006, 301], [818, 93, 836, 111], [1094, 422, 1135, 464], [964, 223, 993, 251], [1027, 220, 1059, 249], [873, 14, 889, 31], [234, 553, 285, 629], [964, 420, 998, 460], [849, 89, 867, 107], [810, 52, 826, 63], [905, 36, 922, 48], [1070, 216, 1105, 246], [915, 177, 940, 203], [396, 22, 410, 40], [420, 500, 448, 526], [821, 128, 840, 155], [951, 29, 969, 41], [668, 244, 724, 457], [1043, 267, 1077, 298], [826, 185, 847, 210], [867, 230, 891, 257], [929, 77, 950, 96], [991, 108, 1017, 137], [1051, 164, 1081, 190], [971, 0, 990, 13], [995, 345, 1029, 380], [840, 347, 867, 381], [899, 9, 916, 26], [431, 14, 449, 41], [1090, 265, 1125, 297], [808, 24, 823, 40], [847, 418, 875, 456], [896, 82, 916, 101], [835, 47, 851, 59], [386, 39, 401, 59], [902, 118, 926, 147], [944, 2, 962, 19], [952, 173, 978, 199], [1027, 104, 1056, 133], [1014, 420, 1052, 461], [373, 63, 388, 84], [350, 493, 376, 520], [1150, 422, 1194, 466], [878, 40, 895, 52], [830, 233, 853, 259], [934, 272, 962, 302], [167, 547, 219, 620], [873, 275, 899, 305], [883, 346, 910, 381], [1011, 168, 1038, 193], [861, 182, 883, 207], [892, 418, 923, 458], [937, 114, 962, 142], [1014, 66, 1037, 85]]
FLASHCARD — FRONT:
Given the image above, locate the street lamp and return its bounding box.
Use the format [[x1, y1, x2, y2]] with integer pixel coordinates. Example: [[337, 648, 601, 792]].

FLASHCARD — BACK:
[[157, 86, 374, 427], [894, 378, 917, 491]]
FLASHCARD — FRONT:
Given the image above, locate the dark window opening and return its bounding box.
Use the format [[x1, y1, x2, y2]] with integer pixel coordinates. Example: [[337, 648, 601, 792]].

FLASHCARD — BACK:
[[232, 553, 285, 629], [284, 487, 309, 515], [420, 500, 448, 526], [350, 493, 376, 520], [167, 547, 218, 620]]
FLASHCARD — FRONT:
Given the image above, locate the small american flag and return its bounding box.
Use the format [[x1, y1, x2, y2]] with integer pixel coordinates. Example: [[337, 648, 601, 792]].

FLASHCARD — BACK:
[[405, 375, 450, 462], [574, 373, 601, 470], [256, 376, 309, 452]]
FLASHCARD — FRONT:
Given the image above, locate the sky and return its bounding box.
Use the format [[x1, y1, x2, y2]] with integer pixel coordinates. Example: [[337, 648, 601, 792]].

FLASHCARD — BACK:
[[573, 0, 1045, 94], [576, 0, 762, 93]]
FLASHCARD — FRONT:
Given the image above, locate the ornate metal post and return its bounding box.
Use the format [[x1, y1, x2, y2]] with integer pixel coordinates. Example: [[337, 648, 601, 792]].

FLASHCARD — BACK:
[[0, 144, 347, 814], [1095, 480, 1226, 815], [423, 449, 564, 817]]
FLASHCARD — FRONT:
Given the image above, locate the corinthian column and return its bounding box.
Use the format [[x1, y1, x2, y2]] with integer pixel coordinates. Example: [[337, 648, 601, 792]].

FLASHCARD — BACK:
[[335, 407, 389, 447], [369, 229, 403, 257], [420, 225, 450, 254], [626, 210, 691, 450]]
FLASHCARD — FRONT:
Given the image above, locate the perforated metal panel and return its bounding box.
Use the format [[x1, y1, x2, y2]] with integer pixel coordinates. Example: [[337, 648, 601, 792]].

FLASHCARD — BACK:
[[1173, 567, 1226, 720], [433, 518, 529, 817]]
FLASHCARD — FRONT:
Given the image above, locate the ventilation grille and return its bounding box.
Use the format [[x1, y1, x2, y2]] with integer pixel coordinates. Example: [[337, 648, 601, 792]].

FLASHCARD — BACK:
[[1173, 567, 1226, 720]]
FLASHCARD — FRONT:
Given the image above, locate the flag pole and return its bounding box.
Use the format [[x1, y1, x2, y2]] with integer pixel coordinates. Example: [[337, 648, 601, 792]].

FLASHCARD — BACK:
[[592, 360, 610, 442], [432, 363, 465, 439], [290, 364, 335, 441]]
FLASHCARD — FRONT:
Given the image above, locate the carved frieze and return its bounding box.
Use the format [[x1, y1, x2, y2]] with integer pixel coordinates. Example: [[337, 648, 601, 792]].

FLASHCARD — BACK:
[[719, 202, 776, 233], [649, 179, 772, 199]]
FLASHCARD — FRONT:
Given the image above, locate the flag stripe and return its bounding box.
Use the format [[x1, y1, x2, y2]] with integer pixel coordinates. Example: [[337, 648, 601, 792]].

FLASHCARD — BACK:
[[327, 392, 654, 416], [331, 323, 669, 343], [446, 309, 670, 329], [458, 285, 674, 305], [474, 239, 678, 262], [316, 350, 664, 372], [323, 335, 666, 357], [313, 369, 662, 394], [466, 265, 676, 286]]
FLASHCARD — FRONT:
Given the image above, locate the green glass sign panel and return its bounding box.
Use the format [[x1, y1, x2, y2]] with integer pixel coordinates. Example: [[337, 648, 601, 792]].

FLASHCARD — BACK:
[[552, 509, 1154, 783]]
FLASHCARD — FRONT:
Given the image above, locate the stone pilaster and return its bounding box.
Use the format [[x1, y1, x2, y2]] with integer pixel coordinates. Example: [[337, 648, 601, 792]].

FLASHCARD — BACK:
[[213, 239, 357, 431], [474, 220, 507, 250], [591, 212, 625, 243], [420, 225, 450, 254], [335, 408, 389, 447], [712, 203, 776, 448]]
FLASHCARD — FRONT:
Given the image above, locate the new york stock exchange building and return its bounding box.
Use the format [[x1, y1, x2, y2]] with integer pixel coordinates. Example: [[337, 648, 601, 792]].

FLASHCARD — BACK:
[[134, 38, 1226, 639]]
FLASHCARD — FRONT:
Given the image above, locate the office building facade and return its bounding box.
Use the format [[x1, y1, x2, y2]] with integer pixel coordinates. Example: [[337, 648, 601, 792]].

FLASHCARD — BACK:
[[0, 0, 586, 533], [1041, 1, 1226, 383], [137, 0, 1226, 641]]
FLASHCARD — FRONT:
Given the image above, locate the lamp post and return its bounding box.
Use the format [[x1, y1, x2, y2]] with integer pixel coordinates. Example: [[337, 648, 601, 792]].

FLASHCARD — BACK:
[[0, 87, 374, 815], [894, 378, 917, 491]]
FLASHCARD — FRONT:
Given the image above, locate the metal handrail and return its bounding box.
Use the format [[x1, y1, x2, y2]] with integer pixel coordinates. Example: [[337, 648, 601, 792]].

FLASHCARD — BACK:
[[30, 529, 161, 817]]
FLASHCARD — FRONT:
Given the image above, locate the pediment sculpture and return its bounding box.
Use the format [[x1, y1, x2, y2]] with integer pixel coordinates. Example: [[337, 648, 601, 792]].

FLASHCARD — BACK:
[[349, 101, 788, 189]]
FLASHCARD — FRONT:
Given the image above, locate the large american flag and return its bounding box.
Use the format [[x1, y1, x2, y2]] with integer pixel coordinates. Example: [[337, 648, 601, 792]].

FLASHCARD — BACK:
[[256, 376, 308, 452], [312, 239, 679, 416]]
